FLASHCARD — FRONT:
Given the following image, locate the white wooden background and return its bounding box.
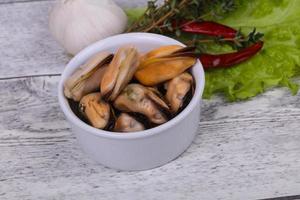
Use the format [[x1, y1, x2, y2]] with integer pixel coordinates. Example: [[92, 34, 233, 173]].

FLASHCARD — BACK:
[[1, 0, 300, 200]]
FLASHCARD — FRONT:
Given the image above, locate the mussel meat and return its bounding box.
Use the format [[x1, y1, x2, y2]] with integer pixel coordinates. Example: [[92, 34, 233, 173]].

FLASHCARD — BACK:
[[135, 46, 196, 86], [165, 72, 194, 113], [64, 52, 113, 101], [114, 113, 145, 132], [79, 93, 110, 129], [140, 45, 183, 64], [101, 45, 140, 101], [114, 84, 169, 124]]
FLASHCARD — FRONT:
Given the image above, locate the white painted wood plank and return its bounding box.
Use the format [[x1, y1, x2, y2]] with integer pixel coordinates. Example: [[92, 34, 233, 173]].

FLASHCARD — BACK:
[[0, 76, 300, 200], [116, 0, 149, 7], [0, 0, 49, 4], [0, 1, 68, 79], [1, 0, 300, 199], [0, 0, 148, 6], [0, 0, 149, 79]]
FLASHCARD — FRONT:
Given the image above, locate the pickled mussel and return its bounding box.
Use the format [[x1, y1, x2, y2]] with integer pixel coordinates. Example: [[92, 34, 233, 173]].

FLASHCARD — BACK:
[[64, 45, 196, 133], [64, 52, 113, 101], [135, 45, 196, 86], [165, 72, 194, 114], [114, 113, 145, 132], [114, 84, 169, 124], [101, 45, 140, 101], [79, 93, 110, 129]]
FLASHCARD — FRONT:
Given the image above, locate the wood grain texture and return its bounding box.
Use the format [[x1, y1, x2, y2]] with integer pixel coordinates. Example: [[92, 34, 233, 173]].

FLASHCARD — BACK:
[[0, 1, 68, 79], [0, 0, 157, 79], [1, 0, 300, 199], [0, 0, 49, 4], [0, 0, 148, 6], [0, 76, 300, 200]]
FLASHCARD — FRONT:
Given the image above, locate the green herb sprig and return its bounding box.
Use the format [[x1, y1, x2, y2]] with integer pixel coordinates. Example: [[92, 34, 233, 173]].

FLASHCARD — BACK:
[[127, 0, 263, 51], [127, 0, 236, 33]]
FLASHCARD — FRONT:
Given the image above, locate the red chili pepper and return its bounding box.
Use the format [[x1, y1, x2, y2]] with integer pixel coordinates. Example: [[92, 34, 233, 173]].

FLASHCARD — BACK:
[[178, 21, 238, 39], [199, 41, 264, 69]]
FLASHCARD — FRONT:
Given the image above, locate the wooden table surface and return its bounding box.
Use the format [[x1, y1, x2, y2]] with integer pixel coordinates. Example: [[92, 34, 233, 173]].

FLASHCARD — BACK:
[[1, 0, 300, 199]]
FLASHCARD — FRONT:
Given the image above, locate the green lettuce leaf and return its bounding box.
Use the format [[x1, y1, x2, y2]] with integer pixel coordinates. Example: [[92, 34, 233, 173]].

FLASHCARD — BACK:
[[125, 8, 146, 26], [205, 0, 300, 101], [126, 0, 300, 101]]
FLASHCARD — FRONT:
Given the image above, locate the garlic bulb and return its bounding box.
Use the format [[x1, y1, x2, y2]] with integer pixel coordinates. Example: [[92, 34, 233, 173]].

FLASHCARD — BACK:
[[49, 0, 128, 55]]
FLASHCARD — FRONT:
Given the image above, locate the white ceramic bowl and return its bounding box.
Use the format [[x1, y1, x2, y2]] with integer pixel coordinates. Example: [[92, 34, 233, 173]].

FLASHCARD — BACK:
[[58, 33, 205, 171]]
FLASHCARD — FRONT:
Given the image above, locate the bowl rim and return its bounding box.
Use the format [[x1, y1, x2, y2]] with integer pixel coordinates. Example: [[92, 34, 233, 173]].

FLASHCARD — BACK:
[[58, 32, 205, 140]]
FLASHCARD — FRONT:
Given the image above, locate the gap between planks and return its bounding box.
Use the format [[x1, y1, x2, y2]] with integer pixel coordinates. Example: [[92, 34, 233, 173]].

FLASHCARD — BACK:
[[0, 0, 52, 5], [0, 73, 61, 81]]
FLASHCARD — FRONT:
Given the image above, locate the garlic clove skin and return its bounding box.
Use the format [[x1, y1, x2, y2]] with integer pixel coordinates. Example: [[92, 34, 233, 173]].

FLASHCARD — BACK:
[[114, 113, 145, 132], [49, 0, 128, 55]]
